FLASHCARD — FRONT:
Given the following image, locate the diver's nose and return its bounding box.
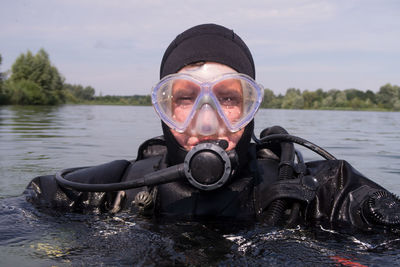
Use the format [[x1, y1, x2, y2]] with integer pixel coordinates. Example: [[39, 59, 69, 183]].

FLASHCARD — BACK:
[[195, 104, 219, 136]]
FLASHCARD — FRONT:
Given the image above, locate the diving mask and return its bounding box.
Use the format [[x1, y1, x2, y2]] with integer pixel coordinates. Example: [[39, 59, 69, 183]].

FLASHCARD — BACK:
[[152, 63, 263, 135]]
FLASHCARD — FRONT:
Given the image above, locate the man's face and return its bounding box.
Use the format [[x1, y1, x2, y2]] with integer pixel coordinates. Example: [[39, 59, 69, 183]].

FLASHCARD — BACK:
[[169, 63, 245, 151]]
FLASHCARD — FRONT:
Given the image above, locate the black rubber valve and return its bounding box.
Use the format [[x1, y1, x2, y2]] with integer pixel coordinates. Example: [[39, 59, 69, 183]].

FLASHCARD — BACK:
[[184, 141, 232, 191]]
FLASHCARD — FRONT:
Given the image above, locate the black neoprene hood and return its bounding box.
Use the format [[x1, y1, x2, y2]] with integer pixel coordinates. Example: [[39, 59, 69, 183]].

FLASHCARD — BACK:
[[159, 23, 256, 168], [160, 23, 256, 79]]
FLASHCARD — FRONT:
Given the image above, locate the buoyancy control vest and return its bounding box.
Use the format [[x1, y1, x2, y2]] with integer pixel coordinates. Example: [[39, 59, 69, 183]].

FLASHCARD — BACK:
[[25, 133, 400, 229]]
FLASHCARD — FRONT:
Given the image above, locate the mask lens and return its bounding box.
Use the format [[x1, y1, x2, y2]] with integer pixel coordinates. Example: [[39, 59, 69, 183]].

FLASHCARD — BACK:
[[213, 78, 243, 124], [212, 76, 260, 131], [171, 79, 201, 124], [154, 76, 201, 131]]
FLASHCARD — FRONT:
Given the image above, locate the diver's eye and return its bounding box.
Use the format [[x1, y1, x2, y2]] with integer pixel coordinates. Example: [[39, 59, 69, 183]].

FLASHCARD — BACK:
[[218, 95, 241, 108], [171, 81, 200, 108], [213, 79, 243, 109], [175, 95, 196, 107]]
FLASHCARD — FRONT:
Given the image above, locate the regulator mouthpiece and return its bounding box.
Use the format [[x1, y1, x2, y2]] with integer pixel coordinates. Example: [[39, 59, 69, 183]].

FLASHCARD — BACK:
[[184, 141, 234, 191]]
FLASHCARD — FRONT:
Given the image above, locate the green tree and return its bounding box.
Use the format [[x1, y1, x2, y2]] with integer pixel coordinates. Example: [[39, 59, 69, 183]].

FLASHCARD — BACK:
[[261, 88, 281, 108], [311, 89, 326, 109], [9, 80, 46, 105], [303, 90, 318, 109], [324, 89, 339, 108], [377, 83, 400, 110], [322, 95, 334, 108], [394, 99, 400, 111], [282, 88, 304, 109], [365, 90, 377, 105], [6, 49, 65, 105], [344, 89, 366, 101], [0, 54, 11, 104], [64, 83, 95, 102], [335, 91, 347, 107], [82, 86, 95, 100]]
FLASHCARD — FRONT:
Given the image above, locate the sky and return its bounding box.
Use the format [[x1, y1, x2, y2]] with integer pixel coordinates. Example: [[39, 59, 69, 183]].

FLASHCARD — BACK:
[[1, 0, 399, 95]]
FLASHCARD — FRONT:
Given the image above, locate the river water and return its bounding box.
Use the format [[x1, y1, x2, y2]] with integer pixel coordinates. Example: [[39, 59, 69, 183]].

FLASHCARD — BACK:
[[0, 105, 399, 266]]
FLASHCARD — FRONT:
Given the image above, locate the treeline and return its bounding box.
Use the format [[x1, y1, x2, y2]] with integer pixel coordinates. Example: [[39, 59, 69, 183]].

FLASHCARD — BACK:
[[93, 95, 151, 105], [261, 85, 400, 111], [1, 49, 399, 111]]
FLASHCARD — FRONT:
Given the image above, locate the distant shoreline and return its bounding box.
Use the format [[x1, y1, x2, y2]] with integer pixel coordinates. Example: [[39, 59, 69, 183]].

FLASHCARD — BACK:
[[61, 101, 396, 112]]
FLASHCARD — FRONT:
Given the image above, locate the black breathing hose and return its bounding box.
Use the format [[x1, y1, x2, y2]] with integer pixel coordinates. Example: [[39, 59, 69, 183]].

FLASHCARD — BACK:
[[259, 134, 336, 160], [260, 126, 295, 226], [55, 164, 186, 192], [286, 149, 305, 227], [55, 141, 233, 192]]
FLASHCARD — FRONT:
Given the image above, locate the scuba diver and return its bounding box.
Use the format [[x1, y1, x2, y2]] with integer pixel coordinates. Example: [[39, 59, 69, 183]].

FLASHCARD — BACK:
[[25, 23, 400, 230]]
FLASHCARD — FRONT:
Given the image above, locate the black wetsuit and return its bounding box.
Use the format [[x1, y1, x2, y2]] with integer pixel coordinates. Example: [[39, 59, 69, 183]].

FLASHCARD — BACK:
[[25, 136, 400, 230]]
